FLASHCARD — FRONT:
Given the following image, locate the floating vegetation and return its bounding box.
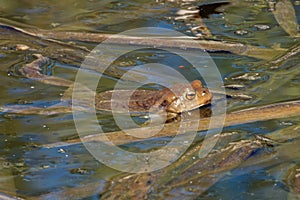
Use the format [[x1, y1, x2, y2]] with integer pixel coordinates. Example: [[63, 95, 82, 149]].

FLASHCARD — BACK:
[[271, 0, 299, 37]]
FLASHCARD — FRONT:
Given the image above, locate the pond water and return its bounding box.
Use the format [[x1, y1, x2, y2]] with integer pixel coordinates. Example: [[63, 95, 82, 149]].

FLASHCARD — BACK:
[[0, 0, 300, 199]]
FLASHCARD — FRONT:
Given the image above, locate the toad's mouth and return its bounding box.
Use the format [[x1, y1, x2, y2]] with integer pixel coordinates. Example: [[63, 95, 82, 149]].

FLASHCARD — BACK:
[[164, 98, 194, 114]]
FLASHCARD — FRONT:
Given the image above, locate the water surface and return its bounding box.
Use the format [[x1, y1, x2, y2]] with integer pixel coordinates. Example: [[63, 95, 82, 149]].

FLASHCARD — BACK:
[[0, 0, 299, 199]]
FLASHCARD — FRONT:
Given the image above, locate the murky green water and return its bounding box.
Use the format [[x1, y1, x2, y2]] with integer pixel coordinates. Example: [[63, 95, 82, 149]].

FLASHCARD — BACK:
[[0, 0, 300, 199]]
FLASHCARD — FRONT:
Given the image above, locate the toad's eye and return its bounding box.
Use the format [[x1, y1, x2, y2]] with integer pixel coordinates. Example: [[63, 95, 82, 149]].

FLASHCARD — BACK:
[[201, 90, 207, 96], [185, 90, 196, 100]]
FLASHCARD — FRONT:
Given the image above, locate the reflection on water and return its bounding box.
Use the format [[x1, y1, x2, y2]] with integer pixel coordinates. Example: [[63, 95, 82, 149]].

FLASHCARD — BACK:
[[0, 0, 170, 31], [0, 0, 299, 199]]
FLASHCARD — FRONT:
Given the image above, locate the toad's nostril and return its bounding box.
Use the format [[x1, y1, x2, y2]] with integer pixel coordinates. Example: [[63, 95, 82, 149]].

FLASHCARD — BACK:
[[160, 100, 168, 107]]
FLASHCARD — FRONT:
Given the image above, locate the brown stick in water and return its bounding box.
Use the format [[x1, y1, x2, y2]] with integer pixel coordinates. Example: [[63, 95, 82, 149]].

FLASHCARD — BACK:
[[46, 100, 300, 148], [0, 22, 287, 60]]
